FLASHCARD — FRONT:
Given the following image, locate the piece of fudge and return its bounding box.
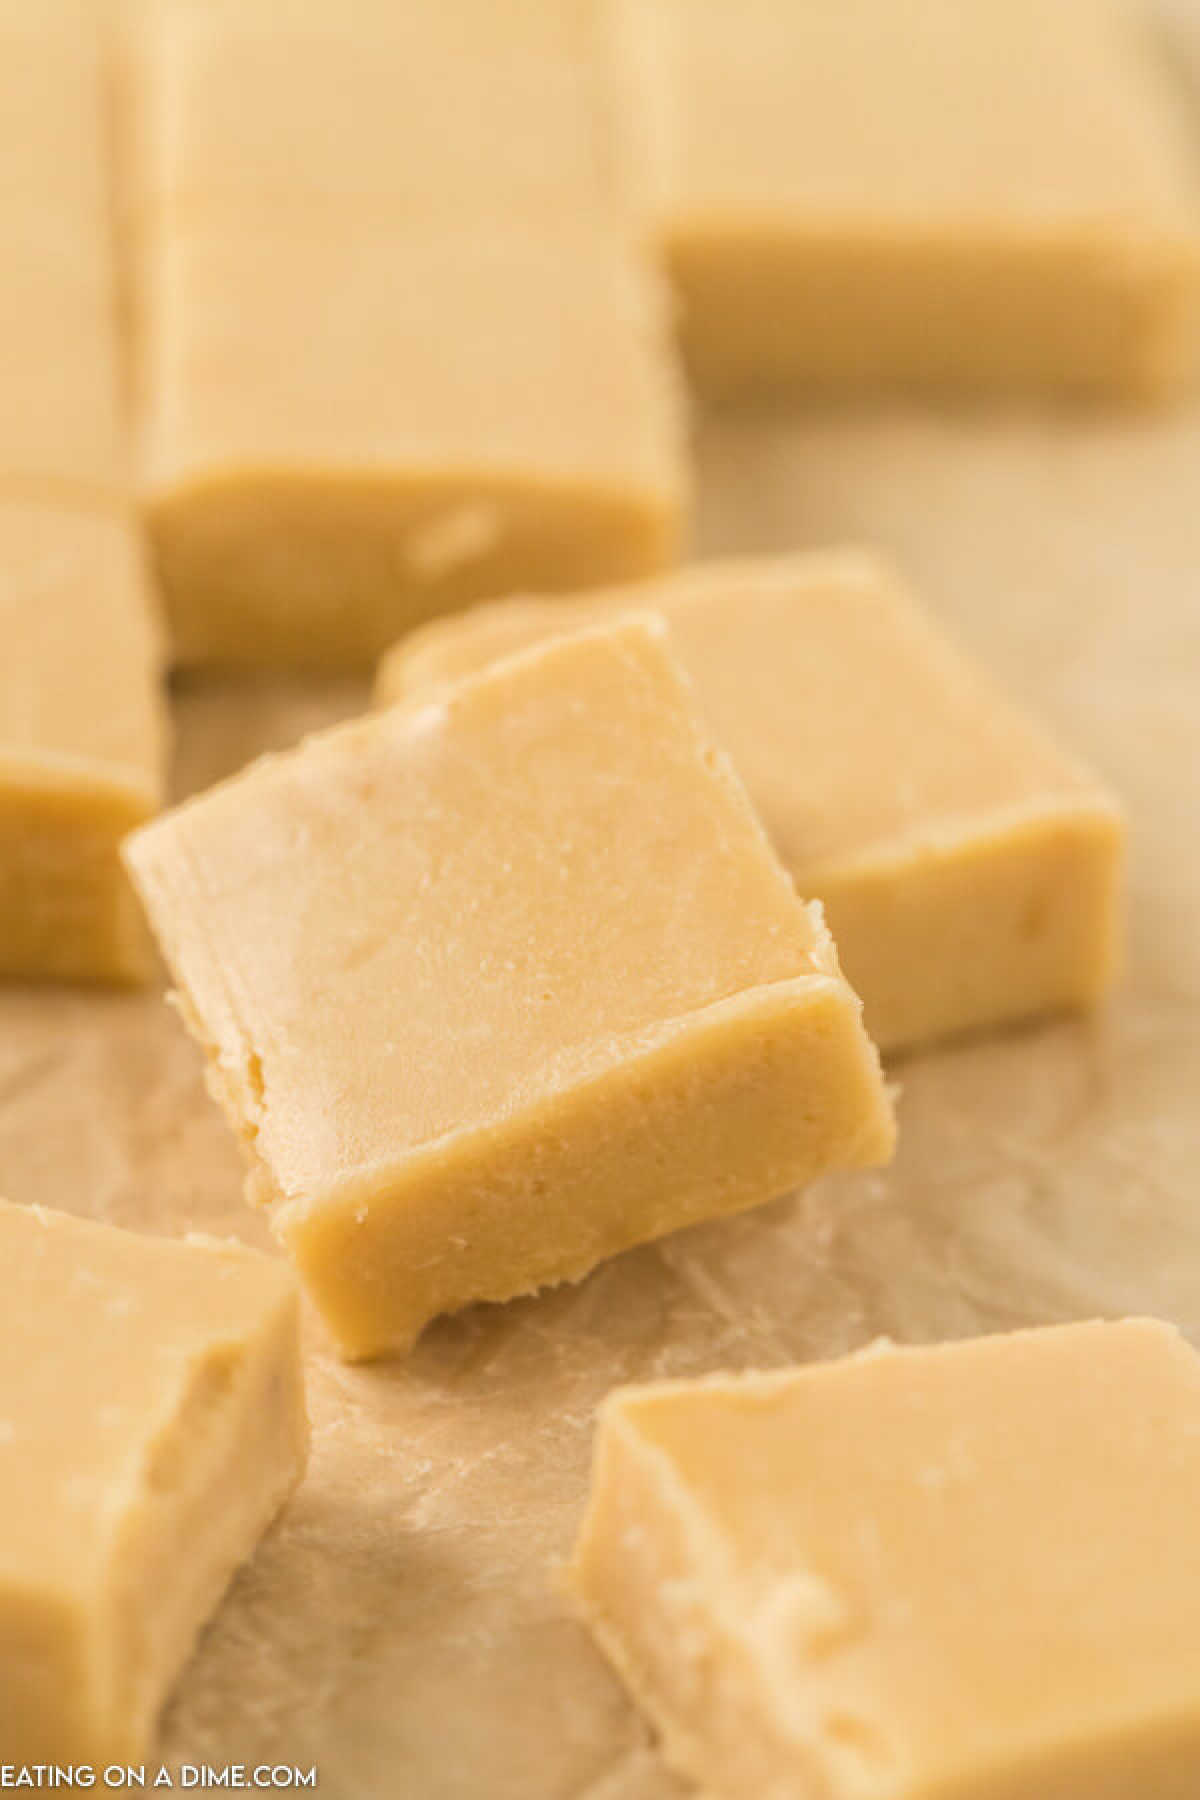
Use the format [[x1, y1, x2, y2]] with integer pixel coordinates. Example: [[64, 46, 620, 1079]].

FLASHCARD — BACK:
[[0, 501, 165, 981], [0, 1197, 307, 1764], [139, 0, 686, 668], [612, 0, 1200, 399], [568, 1318, 1200, 1800], [125, 619, 894, 1358], [377, 553, 1124, 1053]]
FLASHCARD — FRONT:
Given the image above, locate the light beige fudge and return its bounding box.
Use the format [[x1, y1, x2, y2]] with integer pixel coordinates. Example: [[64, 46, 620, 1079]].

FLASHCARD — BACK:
[[0, 1197, 307, 1765], [613, 0, 1200, 400], [0, 3, 167, 982], [569, 1319, 1200, 1800], [378, 553, 1124, 1053], [0, 501, 165, 981], [140, 0, 686, 669], [125, 619, 894, 1359]]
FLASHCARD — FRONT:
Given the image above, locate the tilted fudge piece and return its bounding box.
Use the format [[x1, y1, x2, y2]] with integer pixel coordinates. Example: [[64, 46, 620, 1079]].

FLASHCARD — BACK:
[[139, 0, 686, 668], [611, 0, 1200, 399], [125, 618, 894, 1358], [378, 552, 1124, 1052], [569, 1319, 1200, 1800], [0, 1197, 306, 1764]]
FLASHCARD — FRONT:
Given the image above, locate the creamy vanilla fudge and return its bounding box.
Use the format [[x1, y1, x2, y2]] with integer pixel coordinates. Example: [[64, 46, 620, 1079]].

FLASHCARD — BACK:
[[0, 501, 165, 981], [140, 0, 686, 668], [613, 0, 1200, 399], [0, 1198, 307, 1764], [569, 1319, 1200, 1800], [125, 620, 894, 1358], [378, 553, 1124, 1052]]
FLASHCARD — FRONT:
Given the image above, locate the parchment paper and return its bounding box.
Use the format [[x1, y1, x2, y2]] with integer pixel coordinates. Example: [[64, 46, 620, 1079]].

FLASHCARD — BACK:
[[3, 394, 1200, 1795]]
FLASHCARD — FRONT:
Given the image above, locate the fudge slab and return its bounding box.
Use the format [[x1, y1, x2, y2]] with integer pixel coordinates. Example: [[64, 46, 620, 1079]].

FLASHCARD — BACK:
[[0, 1197, 307, 1764], [378, 553, 1124, 1052], [0, 0, 124, 488], [125, 619, 894, 1359], [613, 0, 1200, 399], [140, 0, 686, 668], [569, 1319, 1200, 1800], [0, 499, 166, 982]]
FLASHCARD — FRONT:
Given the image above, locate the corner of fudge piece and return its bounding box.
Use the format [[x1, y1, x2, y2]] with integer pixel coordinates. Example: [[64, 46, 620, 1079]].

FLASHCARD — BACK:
[[0, 1199, 307, 1762]]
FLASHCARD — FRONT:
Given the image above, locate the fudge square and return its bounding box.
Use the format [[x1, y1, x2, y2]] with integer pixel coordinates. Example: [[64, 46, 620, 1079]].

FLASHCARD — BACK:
[[613, 0, 1200, 399], [0, 1198, 306, 1764], [0, 500, 166, 982], [125, 618, 894, 1359], [378, 552, 1125, 1053], [141, 0, 686, 669], [568, 1319, 1200, 1800]]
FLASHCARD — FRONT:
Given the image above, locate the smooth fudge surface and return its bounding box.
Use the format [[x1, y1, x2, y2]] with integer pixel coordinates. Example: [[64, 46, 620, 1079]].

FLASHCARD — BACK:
[[141, 0, 686, 669], [614, 0, 1200, 399], [378, 552, 1124, 1051], [569, 1319, 1200, 1800], [125, 619, 893, 1358], [0, 1197, 307, 1764]]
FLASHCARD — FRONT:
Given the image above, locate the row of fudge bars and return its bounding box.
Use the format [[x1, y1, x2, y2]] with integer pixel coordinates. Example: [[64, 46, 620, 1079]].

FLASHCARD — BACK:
[[4, 0, 1200, 697], [11, 1203, 1200, 1796]]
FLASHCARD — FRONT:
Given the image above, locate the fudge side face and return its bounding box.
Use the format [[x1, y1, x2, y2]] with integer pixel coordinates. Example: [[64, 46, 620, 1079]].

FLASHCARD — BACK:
[[569, 1319, 1200, 1800], [377, 552, 1125, 1051], [126, 618, 893, 1356], [0, 505, 166, 985], [613, 0, 1200, 399], [0, 1198, 307, 1763]]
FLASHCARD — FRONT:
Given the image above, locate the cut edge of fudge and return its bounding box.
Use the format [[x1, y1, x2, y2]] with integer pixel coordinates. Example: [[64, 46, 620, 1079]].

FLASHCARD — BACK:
[[147, 464, 690, 670], [0, 753, 163, 984], [812, 790, 1125, 1052], [95, 1242, 307, 1761], [0, 497, 169, 983], [566, 1359, 831, 1800], [270, 924, 895, 1358], [0, 1202, 307, 1763]]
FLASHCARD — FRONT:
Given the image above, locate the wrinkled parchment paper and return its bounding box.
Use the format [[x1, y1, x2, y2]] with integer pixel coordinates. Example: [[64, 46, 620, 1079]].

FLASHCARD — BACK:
[[3, 397, 1200, 1796]]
